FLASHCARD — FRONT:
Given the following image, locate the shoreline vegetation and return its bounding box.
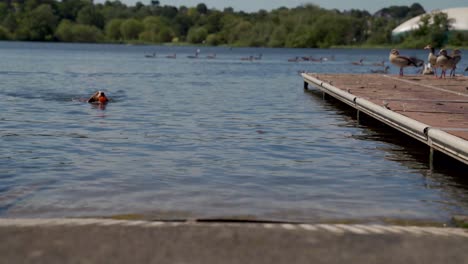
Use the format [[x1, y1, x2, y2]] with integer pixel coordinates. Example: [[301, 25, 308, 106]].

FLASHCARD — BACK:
[[0, 1, 466, 49]]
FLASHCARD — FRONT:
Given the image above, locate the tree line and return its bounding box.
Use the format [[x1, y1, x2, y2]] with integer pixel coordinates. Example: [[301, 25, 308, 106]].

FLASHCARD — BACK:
[[0, 0, 466, 48]]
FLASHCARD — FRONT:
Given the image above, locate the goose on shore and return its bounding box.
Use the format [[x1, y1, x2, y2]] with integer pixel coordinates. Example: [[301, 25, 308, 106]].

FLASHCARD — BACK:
[[424, 45, 438, 77], [436, 49, 452, 79], [389, 49, 422, 76], [448, 49, 462, 77], [421, 63, 434, 75]]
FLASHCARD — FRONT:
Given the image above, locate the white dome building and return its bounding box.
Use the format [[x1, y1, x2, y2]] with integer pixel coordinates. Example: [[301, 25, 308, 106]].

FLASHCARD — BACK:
[[392, 7, 468, 37]]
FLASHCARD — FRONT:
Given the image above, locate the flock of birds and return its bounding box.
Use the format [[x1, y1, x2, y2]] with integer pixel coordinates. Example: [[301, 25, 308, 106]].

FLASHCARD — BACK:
[[144, 49, 216, 59], [294, 46, 465, 78], [390, 45, 462, 78], [145, 47, 466, 78], [287, 56, 335, 62]]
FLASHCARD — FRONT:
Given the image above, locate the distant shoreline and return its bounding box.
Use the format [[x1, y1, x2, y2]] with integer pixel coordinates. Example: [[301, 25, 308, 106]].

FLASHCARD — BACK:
[[0, 40, 466, 50]]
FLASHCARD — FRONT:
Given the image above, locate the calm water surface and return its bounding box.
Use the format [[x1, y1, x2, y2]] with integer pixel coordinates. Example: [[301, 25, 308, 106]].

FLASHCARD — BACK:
[[1, 42, 467, 222]]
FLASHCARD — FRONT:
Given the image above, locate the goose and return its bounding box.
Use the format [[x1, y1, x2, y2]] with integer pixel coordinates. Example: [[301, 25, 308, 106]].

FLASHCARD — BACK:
[[370, 66, 390, 74], [87, 91, 109, 104], [372, 60, 385, 66], [448, 49, 462, 77], [421, 63, 434, 75], [436, 49, 452, 79], [306, 56, 323, 61], [351, 58, 364, 65], [424, 45, 438, 77], [240, 56, 253, 61], [145, 52, 156, 58], [254, 53, 262, 60], [310, 57, 323, 62], [187, 49, 200, 59], [389, 49, 422, 76], [166, 53, 176, 59], [206, 53, 216, 59]]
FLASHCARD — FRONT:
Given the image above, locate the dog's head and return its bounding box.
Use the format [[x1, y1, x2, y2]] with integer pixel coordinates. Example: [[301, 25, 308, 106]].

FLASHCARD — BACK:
[[87, 91, 109, 104]]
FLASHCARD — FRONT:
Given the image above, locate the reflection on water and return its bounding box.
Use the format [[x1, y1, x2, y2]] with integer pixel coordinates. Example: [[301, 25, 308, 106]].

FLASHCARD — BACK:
[[0, 42, 467, 223], [305, 89, 468, 217]]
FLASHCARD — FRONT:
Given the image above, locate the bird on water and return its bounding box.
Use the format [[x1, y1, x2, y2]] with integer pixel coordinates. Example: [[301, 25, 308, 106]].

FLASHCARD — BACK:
[[351, 58, 364, 65], [389, 49, 422, 76], [370, 66, 390, 74]]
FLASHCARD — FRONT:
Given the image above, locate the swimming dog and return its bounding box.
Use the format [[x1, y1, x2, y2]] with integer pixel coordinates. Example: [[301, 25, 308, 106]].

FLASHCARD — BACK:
[[87, 91, 109, 104]]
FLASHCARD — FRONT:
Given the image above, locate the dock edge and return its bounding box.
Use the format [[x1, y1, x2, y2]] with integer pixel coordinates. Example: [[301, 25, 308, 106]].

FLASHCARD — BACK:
[[302, 73, 468, 165]]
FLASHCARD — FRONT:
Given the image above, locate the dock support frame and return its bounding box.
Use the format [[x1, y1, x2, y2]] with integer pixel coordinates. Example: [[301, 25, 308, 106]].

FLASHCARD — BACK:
[[301, 73, 468, 165]]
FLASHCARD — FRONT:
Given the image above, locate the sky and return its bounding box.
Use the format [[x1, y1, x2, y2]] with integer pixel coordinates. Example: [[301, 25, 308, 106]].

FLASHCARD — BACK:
[[117, 0, 467, 13]]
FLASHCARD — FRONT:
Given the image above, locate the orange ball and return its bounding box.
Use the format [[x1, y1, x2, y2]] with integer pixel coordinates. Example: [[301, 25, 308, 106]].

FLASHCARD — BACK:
[[99, 96, 108, 103]]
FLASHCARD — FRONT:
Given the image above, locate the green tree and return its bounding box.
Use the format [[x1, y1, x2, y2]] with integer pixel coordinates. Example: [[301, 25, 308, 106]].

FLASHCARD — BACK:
[[58, 0, 87, 21], [402, 12, 453, 48], [158, 27, 172, 42], [204, 11, 222, 33], [138, 16, 172, 42], [366, 17, 395, 45], [196, 3, 207, 15], [120, 18, 143, 40], [0, 2, 9, 21], [100, 0, 131, 22], [173, 13, 193, 39], [268, 25, 286, 47], [0, 0, 451, 48], [105, 18, 123, 40], [205, 33, 220, 45], [186, 26, 207, 43], [16, 4, 58, 41], [77, 5, 105, 29], [2, 13, 18, 32], [157, 6, 178, 19], [55, 19, 74, 41], [55, 19, 103, 42], [71, 24, 103, 42], [0, 25, 10, 40], [447, 31, 468, 46]]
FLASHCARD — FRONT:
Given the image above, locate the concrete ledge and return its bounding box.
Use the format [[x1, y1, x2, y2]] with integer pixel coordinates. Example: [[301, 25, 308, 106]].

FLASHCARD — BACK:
[[1, 218, 468, 264], [0, 218, 467, 236]]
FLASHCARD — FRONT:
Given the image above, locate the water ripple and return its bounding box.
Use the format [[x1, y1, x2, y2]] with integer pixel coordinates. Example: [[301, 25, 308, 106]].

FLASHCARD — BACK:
[[0, 43, 467, 221]]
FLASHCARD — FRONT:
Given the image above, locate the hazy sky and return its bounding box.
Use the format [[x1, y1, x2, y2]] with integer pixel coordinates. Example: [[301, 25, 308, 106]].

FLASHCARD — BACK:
[[115, 0, 467, 13]]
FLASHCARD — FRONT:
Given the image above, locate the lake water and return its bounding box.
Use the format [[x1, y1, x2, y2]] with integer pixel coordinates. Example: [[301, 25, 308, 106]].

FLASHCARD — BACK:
[[1, 41, 467, 223]]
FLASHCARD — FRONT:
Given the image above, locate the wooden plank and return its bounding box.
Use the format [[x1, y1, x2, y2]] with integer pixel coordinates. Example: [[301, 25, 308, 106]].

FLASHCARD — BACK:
[[302, 73, 468, 164]]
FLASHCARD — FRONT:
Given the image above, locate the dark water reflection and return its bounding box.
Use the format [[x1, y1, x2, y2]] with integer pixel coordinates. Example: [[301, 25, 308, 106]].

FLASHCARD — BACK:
[[0, 42, 467, 223]]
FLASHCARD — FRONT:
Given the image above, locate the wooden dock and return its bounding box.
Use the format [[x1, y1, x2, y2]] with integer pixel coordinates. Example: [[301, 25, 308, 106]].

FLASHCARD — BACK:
[[302, 73, 468, 165]]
